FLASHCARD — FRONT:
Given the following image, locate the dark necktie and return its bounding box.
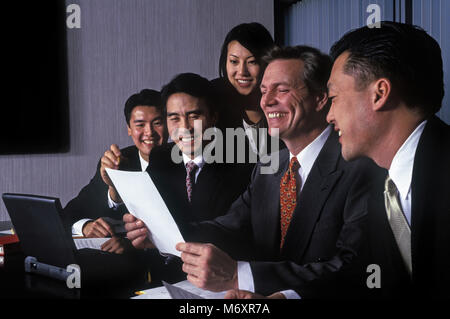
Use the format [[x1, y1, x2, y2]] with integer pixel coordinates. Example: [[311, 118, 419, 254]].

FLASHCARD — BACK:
[[280, 156, 300, 249], [185, 161, 198, 203]]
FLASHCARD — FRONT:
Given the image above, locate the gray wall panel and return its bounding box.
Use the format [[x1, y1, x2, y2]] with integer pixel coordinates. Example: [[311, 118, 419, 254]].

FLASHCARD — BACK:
[[284, 0, 449, 124], [0, 0, 274, 221], [412, 0, 450, 124], [285, 0, 394, 52]]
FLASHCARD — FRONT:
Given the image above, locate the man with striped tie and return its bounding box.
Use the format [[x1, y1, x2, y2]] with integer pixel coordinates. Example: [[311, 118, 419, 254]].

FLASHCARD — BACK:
[[121, 73, 254, 284]]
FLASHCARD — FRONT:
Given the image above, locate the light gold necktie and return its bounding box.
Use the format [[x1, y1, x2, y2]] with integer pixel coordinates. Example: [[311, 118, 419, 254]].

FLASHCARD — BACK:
[[384, 176, 412, 276]]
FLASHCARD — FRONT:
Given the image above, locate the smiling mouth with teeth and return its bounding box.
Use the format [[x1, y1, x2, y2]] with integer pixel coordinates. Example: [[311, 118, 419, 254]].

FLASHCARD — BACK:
[[142, 140, 154, 145], [180, 136, 195, 142], [268, 112, 287, 119], [338, 130, 342, 137]]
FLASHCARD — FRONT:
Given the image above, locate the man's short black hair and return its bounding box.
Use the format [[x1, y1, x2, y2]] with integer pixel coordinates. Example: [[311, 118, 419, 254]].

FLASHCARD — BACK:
[[161, 73, 217, 116], [330, 21, 444, 116], [124, 89, 162, 126]]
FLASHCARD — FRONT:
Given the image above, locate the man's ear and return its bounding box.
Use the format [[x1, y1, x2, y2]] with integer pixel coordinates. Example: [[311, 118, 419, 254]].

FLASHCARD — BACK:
[[315, 92, 329, 112], [371, 78, 391, 111], [127, 125, 131, 136]]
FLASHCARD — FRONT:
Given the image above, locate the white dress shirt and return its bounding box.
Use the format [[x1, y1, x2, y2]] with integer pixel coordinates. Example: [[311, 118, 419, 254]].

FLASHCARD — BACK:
[[388, 120, 427, 225], [243, 118, 266, 156], [71, 151, 148, 236], [237, 125, 332, 299]]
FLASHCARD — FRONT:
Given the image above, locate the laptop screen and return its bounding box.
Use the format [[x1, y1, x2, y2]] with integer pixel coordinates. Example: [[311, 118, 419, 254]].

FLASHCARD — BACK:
[[2, 193, 77, 268]]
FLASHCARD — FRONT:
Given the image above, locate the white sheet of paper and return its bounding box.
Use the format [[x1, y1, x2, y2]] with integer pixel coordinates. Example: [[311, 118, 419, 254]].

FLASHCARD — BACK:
[[105, 168, 184, 257], [131, 280, 227, 299], [74, 238, 109, 250]]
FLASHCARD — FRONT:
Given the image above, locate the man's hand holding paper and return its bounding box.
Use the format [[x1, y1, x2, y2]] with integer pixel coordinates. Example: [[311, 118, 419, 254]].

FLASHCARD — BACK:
[[105, 168, 185, 257], [123, 213, 155, 250]]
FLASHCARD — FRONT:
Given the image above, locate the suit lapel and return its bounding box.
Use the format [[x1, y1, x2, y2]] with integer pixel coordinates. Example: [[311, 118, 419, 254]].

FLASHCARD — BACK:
[[281, 132, 343, 259], [410, 126, 427, 276], [147, 146, 190, 223], [168, 161, 191, 223], [191, 163, 221, 213], [409, 116, 443, 279], [259, 150, 289, 256], [130, 147, 142, 171], [369, 184, 404, 261], [367, 175, 412, 285]]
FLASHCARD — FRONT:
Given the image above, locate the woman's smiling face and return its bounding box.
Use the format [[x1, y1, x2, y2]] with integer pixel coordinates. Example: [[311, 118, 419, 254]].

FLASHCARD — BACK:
[[226, 40, 261, 96]]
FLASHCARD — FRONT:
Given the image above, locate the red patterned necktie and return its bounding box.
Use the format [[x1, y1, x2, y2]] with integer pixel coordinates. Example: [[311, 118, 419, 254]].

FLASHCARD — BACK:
[[185, 161, 198, 203], [280, 156, 300, 249]]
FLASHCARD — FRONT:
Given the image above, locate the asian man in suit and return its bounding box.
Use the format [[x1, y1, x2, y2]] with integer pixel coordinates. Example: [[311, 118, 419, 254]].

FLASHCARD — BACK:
[[61, 89, 166, 252], [147, 73, 254, 226], [326, 21, 450, 298], [125, 46, 381, 298], [116, 73, 254, 283], [118, 73, 253, 230]]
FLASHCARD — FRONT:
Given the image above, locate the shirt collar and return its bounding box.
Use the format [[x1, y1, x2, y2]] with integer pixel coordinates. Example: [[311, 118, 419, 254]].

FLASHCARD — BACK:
[[242, 118, 265, 129], [138, 152, 149, 172], [182, 153, 205, 170], [388, 120, 427, 200], [289, 125, 332, 177]]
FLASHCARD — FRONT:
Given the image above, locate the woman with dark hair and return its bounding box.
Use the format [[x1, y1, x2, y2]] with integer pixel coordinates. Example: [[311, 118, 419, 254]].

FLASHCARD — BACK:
[[212, 22, 277, 159]]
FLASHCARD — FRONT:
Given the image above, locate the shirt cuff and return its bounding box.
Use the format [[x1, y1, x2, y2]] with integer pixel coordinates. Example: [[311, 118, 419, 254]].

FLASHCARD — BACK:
[[279, 290, 301, 299], [237, 261, 255, 292], [107, 190, 123, 209], [71, 218, 93, 236]]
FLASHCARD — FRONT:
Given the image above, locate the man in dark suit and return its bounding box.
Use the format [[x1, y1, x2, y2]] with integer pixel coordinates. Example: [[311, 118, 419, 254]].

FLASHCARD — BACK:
[[146, 73, 254, 228], [124, 73, 253, 242], [61, 89, 166, 249], [121, 73, 253, 283], [326, 21, 450, 298], [126, 47, 379, 298]]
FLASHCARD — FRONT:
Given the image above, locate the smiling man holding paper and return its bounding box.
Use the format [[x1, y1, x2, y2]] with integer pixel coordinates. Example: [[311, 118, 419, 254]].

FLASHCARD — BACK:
[[105, 168, 184, 257], [115, 73, 253, 282]]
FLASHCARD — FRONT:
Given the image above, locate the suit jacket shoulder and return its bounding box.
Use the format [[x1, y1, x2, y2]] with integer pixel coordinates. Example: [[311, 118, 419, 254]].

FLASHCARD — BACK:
[[410, 116, 450, 297], [342, 116, 450, 299]]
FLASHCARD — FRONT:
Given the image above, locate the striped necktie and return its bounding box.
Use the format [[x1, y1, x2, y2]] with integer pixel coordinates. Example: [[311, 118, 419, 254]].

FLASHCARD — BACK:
[[185, 161, 198, 203]]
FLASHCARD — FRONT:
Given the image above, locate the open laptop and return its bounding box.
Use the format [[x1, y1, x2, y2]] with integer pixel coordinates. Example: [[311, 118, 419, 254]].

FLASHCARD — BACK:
[[2, 193, 148, 289]]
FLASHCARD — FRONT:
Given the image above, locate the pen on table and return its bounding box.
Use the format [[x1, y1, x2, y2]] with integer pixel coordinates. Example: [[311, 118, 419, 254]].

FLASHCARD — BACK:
[[133, 271, 152, 295]]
